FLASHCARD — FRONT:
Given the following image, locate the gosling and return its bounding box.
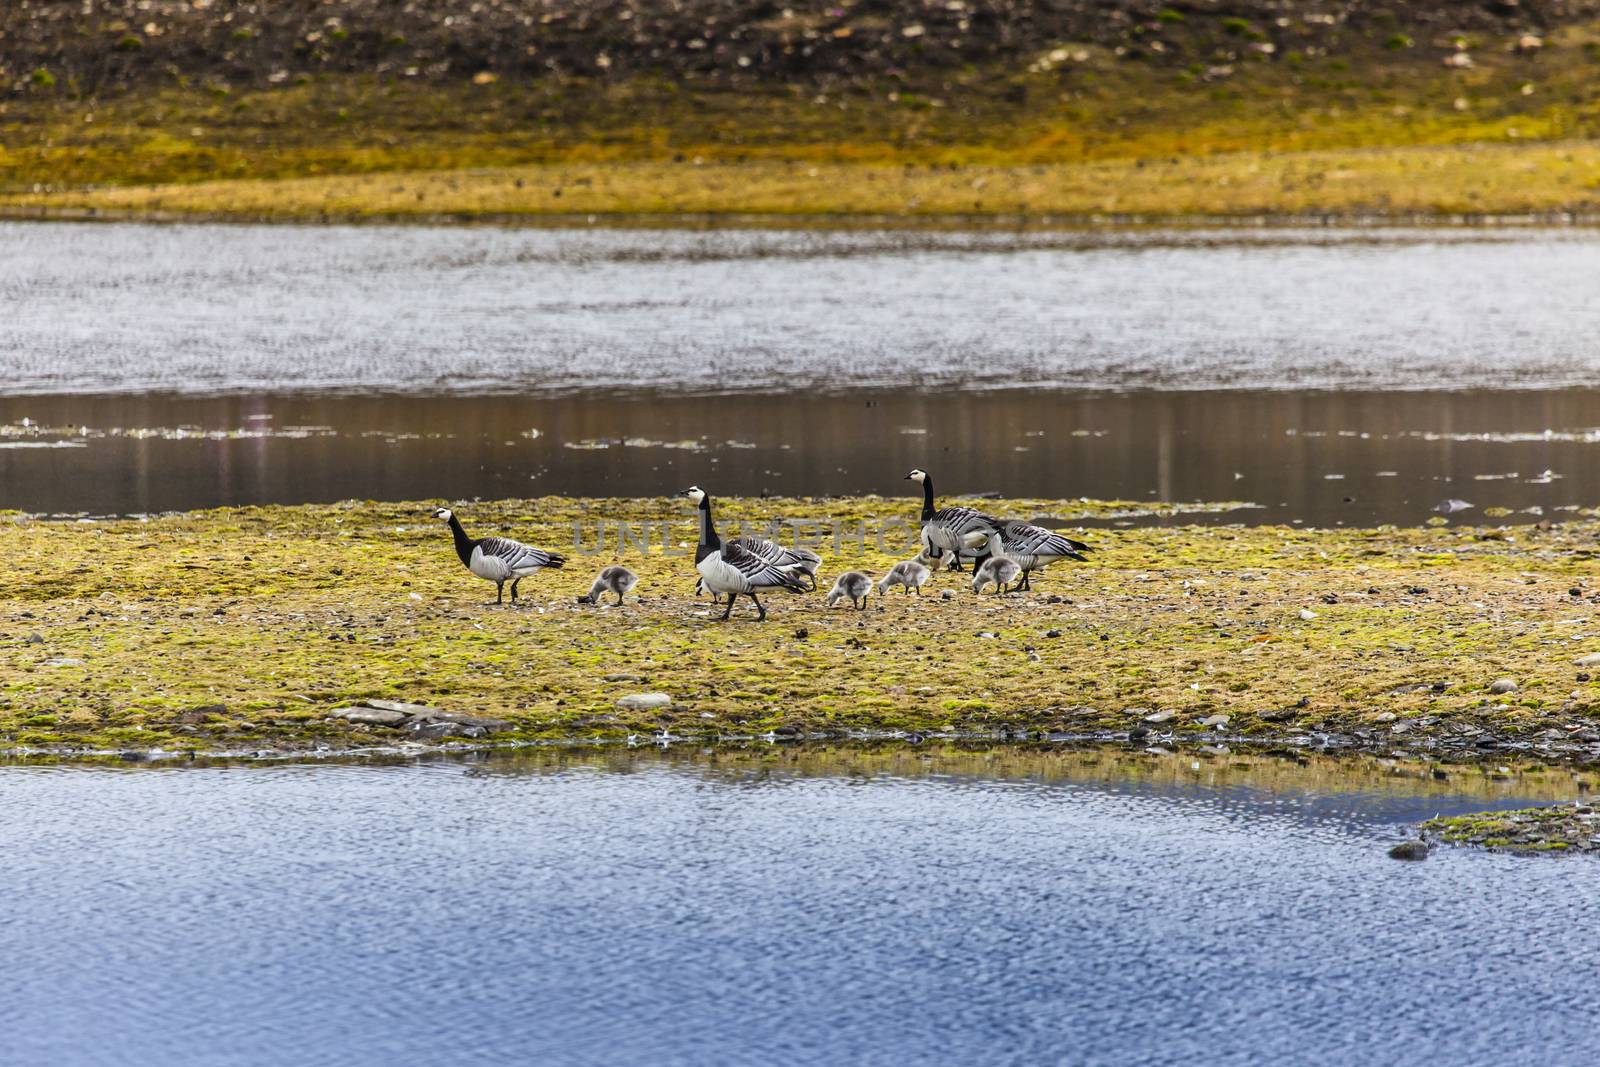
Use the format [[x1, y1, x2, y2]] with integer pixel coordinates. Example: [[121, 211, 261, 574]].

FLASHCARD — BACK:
[[972, 555, 1021, 596], [878, 560, 932, 596], [825, 571, 874, 610], [579, 565, 637, 605]]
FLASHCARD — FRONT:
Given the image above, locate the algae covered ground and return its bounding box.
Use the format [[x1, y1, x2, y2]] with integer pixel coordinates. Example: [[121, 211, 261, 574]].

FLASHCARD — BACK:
[[7, 494, 1600, 758]]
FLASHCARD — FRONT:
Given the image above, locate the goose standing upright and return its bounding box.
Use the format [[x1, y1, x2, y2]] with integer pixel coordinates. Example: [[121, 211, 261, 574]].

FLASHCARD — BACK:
[[905, 468, 998, 573], [679, 487, 809, 620], [432, 507, 565, 604], [683, 486, 820, 602]]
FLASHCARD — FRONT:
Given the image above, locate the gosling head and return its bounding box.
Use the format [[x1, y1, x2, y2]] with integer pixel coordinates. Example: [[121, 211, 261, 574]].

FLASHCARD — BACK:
[[905, 468, 928, 484]]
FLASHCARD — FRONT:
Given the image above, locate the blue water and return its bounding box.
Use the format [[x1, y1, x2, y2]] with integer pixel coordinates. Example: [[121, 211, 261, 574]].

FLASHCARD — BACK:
[[0, 750, 1592, 1066]]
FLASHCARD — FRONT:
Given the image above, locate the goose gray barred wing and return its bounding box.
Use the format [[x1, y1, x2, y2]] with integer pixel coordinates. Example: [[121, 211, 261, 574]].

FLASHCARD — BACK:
[[922, 506, 1001, 555], [731, 537, 820, 570], [998, 521, 1090, 562], [479, 536, 566, 573], [720, 541, 810, 590]]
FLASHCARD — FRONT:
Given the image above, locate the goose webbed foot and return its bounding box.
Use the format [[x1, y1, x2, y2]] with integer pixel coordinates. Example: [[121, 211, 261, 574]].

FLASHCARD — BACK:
[[615, 592, 625, 606], [719, 596, 735, 621], [751, 593, 767, 621], [510, 578, 522, 601], [495, 581, 505, 605]]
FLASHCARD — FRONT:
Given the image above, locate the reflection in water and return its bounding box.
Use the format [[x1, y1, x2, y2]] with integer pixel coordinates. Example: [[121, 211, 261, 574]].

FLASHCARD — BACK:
[[0, 744, 1593, 1066], [4, 389, 1600, 524]]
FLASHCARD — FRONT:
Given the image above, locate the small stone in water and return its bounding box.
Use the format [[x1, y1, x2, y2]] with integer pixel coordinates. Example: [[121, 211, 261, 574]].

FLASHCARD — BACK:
[[1388, 840, 1429, 861]]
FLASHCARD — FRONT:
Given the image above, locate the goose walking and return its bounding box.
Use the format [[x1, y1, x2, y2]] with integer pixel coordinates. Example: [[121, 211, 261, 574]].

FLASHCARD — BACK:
[[905, 469, 999, 573], [877, 560, 931, 596], [431, 507, 565, 604], [972, 538, 1022, 596], [826, 571, 873, 609], [579, 565, 637, 605], [679, 487, 809, 620], [988, 519, 1091, 591], [683, 486, 820, 603]]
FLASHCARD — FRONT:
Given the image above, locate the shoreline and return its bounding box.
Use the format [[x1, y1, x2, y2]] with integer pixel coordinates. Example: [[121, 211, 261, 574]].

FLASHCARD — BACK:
[[7, 204, 1600, 230]]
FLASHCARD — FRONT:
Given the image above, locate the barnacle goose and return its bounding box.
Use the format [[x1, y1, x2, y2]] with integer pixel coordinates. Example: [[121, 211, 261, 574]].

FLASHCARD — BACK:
[[682, 486, 820, 601], [579, 565, 637, 605], [826, 571, 873, 609], [972, 537, 1022, 595], [988, 519, 1091, 591], [905, 468, 999, 573], [431, 506, 565, 604], [877, 559, 932, 596], [679, 487, 809, 620]]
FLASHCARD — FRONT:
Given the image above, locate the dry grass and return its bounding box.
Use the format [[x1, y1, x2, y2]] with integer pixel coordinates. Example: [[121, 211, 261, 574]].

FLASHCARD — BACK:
[[7, 35, 1600, 219], [7, 143, 1600, 220]]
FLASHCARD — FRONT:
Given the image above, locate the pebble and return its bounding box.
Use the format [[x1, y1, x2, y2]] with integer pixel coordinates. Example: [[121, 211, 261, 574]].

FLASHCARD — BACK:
[[1143, 709, 1176, 724], [1298, 608, 1318, 621], [1200, 714, 1229, 728], [617, 693, 673, 710], [1488, 678, 1519, 695], [1575, 653, 1600, 667], [1045, 629, 1062, 638], [1388, 840, 1429, 861], [333, 706, 410, 726]]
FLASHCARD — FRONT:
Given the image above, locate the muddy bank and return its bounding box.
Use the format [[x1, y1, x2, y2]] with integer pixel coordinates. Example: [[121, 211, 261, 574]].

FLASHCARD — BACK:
[[8, 496, 1600, 757]]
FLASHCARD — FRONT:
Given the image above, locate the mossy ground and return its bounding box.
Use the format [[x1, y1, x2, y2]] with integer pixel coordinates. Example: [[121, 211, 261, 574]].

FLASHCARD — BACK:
[[7, 495, 1600, 756], [7, 26, 1600, 219], [1423, 804, 1600, 853]]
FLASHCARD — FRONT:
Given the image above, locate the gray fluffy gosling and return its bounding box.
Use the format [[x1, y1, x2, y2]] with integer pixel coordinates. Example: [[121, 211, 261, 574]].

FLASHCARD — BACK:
[[825, 571, 874, 609], [878, 560, 931, 596], [972, 551, 1022, 596], [579, 565, 637, 605]]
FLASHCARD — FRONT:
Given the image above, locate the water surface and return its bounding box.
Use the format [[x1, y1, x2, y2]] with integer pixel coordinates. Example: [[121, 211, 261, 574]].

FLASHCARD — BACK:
[[2, 746, 1594, 1066], [6, 222, 1600, 522]]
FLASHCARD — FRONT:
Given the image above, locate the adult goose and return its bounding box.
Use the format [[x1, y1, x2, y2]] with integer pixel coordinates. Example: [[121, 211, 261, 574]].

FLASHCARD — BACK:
[[989, 519, 1091, 591], [905, 468, 999, 573], [682, 486, 820, 601], [679, 487, 809, 620], [432, 506, 565, 604]]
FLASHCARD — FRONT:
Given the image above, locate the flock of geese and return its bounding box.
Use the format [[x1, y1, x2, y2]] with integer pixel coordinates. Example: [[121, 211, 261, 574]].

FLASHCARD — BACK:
[[431, 468, 1093, 619]]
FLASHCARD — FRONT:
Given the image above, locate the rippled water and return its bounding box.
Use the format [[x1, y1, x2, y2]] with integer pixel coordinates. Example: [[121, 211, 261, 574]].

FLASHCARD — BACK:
[[6, 223, 1600, 395], [1, 747, 1593, 1066], [6, 222, 1600, 521]]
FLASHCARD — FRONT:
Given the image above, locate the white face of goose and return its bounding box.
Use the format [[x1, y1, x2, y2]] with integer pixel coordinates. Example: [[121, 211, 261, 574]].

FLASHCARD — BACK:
[[905, 469, 928, 484], [432, 507, 454, 522], [680, 486, 707, 505]]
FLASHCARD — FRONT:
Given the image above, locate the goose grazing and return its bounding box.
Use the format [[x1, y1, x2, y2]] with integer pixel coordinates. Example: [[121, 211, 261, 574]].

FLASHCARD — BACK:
[[905, 469, 999, 573], [826, 571, 873, 609], [877, 560, 931, 596], [579, 565, 637, 605], [432, 506, 565, 604], [679, 487, 809, 620], [972, 539, 1022, 596], [988, 519, 1091, 591]]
